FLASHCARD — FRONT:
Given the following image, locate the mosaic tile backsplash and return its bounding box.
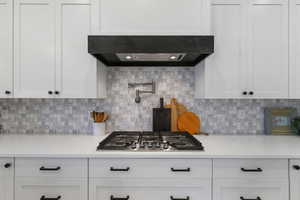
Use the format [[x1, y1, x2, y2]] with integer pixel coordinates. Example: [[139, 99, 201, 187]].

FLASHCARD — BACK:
[[0, 67, 299, 135]]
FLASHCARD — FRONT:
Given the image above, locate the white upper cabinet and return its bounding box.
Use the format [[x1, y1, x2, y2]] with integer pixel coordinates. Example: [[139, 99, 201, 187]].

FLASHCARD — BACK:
[[14, 0, 103, 98], [92, 0, 210, 35], [247, 0, 289, 98], [14, 0, 56, 98], [290, 0, 300, 98], [196, 0, 289, 99], [0, 0, 13, 98], [198, 0, 247, 98], [56, 0, 97, 98]]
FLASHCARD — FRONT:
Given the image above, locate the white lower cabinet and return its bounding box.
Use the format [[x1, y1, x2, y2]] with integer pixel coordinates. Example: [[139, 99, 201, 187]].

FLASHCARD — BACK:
[[89, 159, 212, 200], [6, 157, 295, 200], [214, 179, 288, 200], [90, 179, 211, 200], [15, 158, 88, 200], [0, 158, 14, 200], [213, 159, 289, 200], [15, 178, 87, 200], [290, 159, 300, 200]]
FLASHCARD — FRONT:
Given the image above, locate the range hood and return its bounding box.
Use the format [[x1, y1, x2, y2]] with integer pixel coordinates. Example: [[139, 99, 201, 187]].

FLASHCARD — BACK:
[[88, 36, 214, 67]]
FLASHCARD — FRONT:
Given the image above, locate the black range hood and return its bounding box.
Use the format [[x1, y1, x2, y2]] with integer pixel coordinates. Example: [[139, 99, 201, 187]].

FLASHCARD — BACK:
[[88, 36, 214, 67]]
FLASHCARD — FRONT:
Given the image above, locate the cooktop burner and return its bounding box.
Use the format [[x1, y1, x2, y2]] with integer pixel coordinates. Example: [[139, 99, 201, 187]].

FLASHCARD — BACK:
[[97, 131, 204, 151]]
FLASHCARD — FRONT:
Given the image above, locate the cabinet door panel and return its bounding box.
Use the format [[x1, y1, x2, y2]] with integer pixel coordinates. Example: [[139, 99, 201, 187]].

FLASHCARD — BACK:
[[90, 179, 211, 200], [289, 0, 300, 98], [290, 159, 300, 200], [0, 0, 13, 98], [95, 0, 210, 35], [248, 0, 288, 98], [0, 158, 13, 200], [204, 0, 247, 98], [14, 0, 56, 98], [15, 178, 87, 200], [214, 179, 288, 200], [56, 0, 97, 98]]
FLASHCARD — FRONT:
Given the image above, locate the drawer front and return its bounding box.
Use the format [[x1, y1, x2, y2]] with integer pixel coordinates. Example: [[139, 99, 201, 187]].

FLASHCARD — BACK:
[[15, 178, 87, 200], [90, 159, 212, 178], [15, 158, 87, 178], [213, 159, 288, 178], [214, 179, 288, 200], [90, 179, 211, 200]]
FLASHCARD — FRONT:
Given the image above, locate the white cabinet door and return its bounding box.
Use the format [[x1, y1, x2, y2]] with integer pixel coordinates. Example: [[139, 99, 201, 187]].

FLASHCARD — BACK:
[[92, 0, 210, 35], [196, 0, 289, 99], [14, 0, 56, 98], [15, 178, 87, 200], [0, 158, 14, 200], [0, 0, 13, 98], [289, 0, 300, 98], [200, 0, 247, 98], [56, 0, 97, 98], [247, 0, 289, 98], [90, 179, 211, 200], [214, 178, 288, 200], [290, 160, 300, 200]]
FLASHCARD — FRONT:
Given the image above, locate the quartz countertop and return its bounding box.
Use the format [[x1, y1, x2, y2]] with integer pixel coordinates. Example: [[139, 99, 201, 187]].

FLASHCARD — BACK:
[[1, 134, 300, 158]]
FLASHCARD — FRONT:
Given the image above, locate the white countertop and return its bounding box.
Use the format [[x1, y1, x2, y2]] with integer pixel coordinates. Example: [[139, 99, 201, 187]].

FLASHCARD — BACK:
[[1, 134, 300, 158]]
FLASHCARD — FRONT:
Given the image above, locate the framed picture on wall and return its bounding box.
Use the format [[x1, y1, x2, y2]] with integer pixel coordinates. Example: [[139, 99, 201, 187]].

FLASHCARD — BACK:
[[264, 107, 297, 135]]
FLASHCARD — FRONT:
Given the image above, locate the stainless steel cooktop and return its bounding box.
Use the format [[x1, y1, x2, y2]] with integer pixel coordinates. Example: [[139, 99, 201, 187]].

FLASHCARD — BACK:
[[97, 131, 204, 151]]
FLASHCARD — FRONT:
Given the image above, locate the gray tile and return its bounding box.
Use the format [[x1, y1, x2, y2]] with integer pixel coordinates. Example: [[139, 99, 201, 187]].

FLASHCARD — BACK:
[[0, 67, 299, 135]]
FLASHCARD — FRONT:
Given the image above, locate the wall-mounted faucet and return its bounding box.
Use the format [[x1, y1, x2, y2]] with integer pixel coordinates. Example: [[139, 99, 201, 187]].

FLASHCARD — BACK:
[[128, 81, 156, 103]]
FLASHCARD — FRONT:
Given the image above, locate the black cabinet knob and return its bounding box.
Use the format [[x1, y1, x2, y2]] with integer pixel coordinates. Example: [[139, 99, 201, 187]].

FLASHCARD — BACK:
[[54, 91, 60, 95], [243, 91, 248, 95], [4, 163, 11, 168], [249, 91, 254, 95], [293, 165, 300, 170], [5, 90, 11, 95], [48, 91, 53, 95]]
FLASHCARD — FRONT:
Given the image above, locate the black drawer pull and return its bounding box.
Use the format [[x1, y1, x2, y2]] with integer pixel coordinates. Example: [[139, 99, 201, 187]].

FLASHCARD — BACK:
[[241, 167, 262, 172], [110, 167, 130, 171], [40, 195, 61, 200], [240, 196, 261, 200], [40, 166, 61, 171], [171, 167, 190, 172], [170, 196, 190, 200], [293, 165, 300, 170], [4, 163, 12, 168], [110, 195, 129, 200]]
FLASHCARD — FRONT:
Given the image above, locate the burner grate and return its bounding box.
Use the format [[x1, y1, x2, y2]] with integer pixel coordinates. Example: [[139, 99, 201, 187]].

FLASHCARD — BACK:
[[97, 131, 204, 151]]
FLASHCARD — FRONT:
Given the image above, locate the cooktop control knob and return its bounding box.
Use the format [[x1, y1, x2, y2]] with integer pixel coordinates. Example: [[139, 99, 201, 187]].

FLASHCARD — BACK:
[[156, 142, 161, 148], [148, 142, 154, 148], [163, 142, 169, 149], [131, 143, 137, 149]]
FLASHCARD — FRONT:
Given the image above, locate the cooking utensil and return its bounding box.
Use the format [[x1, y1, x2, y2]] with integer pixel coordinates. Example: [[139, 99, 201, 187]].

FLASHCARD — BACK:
[[177, 112, 201, 135], [91, 111, 108, 123]]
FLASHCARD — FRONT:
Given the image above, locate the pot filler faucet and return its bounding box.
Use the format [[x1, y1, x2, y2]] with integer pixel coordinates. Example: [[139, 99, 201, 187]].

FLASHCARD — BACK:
[[128, 81, 156, 103]]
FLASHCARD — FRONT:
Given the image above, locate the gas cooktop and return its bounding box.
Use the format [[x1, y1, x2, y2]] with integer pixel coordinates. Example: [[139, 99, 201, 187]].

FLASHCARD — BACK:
[[97, 131, 204, 151]]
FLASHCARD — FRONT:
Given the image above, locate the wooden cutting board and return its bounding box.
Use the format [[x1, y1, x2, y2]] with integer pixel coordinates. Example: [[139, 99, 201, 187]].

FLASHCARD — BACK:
[[177, 112, 201, 135], [165, 98, 188, 132]]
